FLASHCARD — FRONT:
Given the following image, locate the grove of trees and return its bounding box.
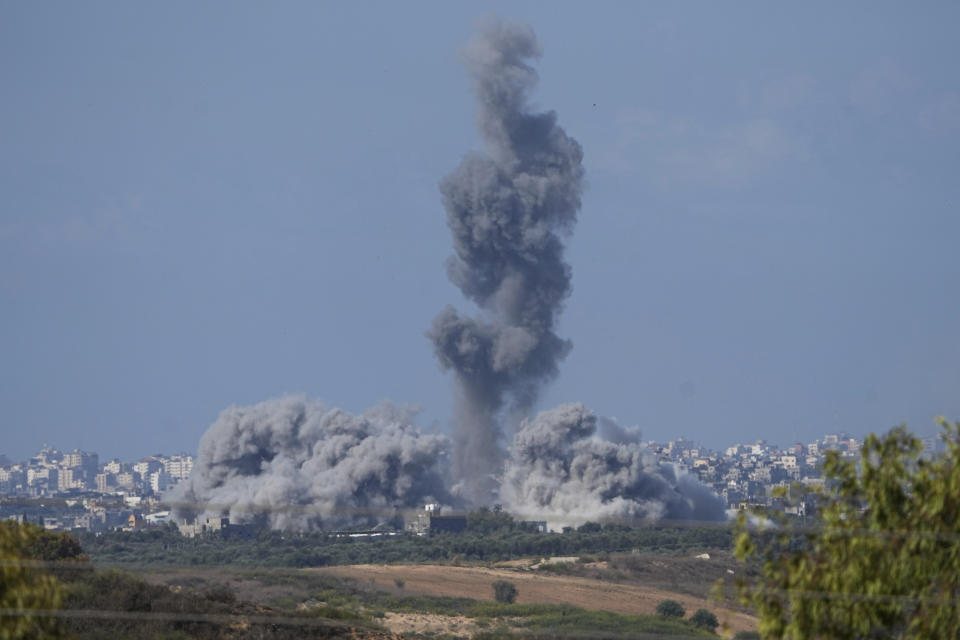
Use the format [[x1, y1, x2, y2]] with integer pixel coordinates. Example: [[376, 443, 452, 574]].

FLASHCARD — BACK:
[[76, 520, 732, 568]]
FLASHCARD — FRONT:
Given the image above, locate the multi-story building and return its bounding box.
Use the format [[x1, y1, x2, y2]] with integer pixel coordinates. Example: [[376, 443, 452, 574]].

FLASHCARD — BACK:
[[103, 459, 128, 475], [115, 472, 139, 491], [149, 471, 174, 494], [164, 455, 193, 480], [27, 467, 58, 494], [133, 458, 163, 478], [63, 449, 99, 484], [0, 466, 25, 493], [31, 447, 62, 467], [95, 472, 116, 493], [57, 467, 86, 491]]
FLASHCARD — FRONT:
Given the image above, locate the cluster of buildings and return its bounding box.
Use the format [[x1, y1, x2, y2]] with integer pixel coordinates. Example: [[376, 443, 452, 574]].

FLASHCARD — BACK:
[[0, 447, 193, 532], [651, 432, 942, 512], [0, 432, 944, 533], [0, 446, 193, 497]]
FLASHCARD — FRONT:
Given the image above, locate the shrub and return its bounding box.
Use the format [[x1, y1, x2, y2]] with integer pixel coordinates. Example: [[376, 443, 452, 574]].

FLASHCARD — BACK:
[[492, 579, 517, 604], [690, 608, 719, 631], [203, 583, 236, 604], [655, 599, 685, 618], [394, 577, 405, 589]]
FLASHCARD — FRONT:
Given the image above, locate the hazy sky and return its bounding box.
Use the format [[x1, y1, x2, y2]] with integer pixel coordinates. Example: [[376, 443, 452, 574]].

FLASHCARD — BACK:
[[3, 2, 959, 461]]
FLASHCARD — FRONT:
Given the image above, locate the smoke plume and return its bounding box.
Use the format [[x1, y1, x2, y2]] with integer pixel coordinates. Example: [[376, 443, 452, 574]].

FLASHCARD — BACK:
[[171, 19, 726, 531], [167, 396, 451, 530], [500, 404, 727, 526], [428, 18, 585, 504]]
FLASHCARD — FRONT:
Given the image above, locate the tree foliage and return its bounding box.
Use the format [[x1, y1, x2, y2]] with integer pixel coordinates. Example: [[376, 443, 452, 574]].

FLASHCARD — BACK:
[[690, 608, 719, 631], [0, 522, 65, 639], [78, 521, 731, 568], [492, 580, 517, 604], [732, 419, 960, 639], [656, 599, 685, 618]]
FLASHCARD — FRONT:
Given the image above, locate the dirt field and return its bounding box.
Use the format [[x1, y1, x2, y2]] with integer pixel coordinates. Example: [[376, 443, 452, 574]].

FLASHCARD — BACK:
[[382, 612, 479, 636], [312, 563, 757, 635]]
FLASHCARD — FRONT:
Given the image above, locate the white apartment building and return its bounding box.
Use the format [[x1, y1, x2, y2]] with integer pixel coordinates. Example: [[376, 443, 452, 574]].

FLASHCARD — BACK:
[[28, 467, 58, 488], [133, 459, 162, 477], [104, 459, 125, 475], [164, 456, 193, 480], [58, 467, 89, 491], [779, 455, 798, 469], [150, 471, 174, 493]]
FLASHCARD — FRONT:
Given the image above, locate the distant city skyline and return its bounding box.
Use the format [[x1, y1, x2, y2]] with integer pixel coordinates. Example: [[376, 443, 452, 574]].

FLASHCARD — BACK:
[[3, 3, 959, 461], [6, 427, 943, 535], [2, 426, 929, 466]]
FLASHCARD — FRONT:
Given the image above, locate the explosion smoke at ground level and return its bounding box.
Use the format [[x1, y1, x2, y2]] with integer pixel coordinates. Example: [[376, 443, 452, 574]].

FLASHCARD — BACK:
[[169, 396, 726, 531], [503, 404, 727, 527], [167, 396, 454, 531]]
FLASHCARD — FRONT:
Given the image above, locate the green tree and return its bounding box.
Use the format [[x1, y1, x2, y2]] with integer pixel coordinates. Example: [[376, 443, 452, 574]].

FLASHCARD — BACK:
[[732, 419, 960, 639], [690, 608, 719, 631], [0, 522, 64, 639], [492, 580, 517, 604], [655, 599, 685, 618]]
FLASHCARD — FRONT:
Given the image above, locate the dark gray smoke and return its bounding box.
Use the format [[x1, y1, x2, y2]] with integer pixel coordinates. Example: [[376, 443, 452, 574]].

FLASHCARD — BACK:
[[167, 396, 451, 530], [428, 18, 585, 504], [170, 20, 725, 531], [500, 404, 727, 526]]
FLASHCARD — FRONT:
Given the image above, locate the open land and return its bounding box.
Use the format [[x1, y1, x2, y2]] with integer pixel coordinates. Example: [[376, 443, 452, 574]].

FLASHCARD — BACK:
[[139, 551, 758, 638], [312, 559, 757, 636]]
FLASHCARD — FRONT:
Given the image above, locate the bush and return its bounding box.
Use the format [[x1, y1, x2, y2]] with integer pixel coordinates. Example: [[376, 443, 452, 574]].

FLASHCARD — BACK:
[[492, 579, 517, 604], [655, 599, 685, 618], [393, 577, 405, 589], [203, 583, 236, 604], [690, 608, 719, 631], [733, 633, 761, 640]]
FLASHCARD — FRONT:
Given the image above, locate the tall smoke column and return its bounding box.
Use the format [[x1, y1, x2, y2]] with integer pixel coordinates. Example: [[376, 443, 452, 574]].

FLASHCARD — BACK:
[[428, 19, 585, 504]]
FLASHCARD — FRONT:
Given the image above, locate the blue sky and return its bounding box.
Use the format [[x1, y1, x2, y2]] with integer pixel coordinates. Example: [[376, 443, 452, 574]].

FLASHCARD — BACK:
[[2, 2, 959, 461]]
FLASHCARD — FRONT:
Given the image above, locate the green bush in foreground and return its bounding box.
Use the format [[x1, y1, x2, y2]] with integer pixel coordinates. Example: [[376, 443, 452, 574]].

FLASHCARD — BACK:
[[0, 522, 66, 639], [733, 420, 960, 639]]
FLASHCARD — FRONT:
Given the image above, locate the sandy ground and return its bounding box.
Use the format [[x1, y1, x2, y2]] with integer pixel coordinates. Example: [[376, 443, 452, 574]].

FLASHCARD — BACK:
[[382, 612, 479, 636], [311, 563, 757, 635]]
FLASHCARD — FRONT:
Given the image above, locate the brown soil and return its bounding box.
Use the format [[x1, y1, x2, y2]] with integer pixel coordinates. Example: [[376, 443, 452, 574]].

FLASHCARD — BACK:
[[312, 563, 757, 635]]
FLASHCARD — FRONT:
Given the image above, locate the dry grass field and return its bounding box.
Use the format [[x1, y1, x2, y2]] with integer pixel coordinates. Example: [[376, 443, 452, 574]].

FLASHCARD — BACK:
[[312, 562, 757, 635]]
